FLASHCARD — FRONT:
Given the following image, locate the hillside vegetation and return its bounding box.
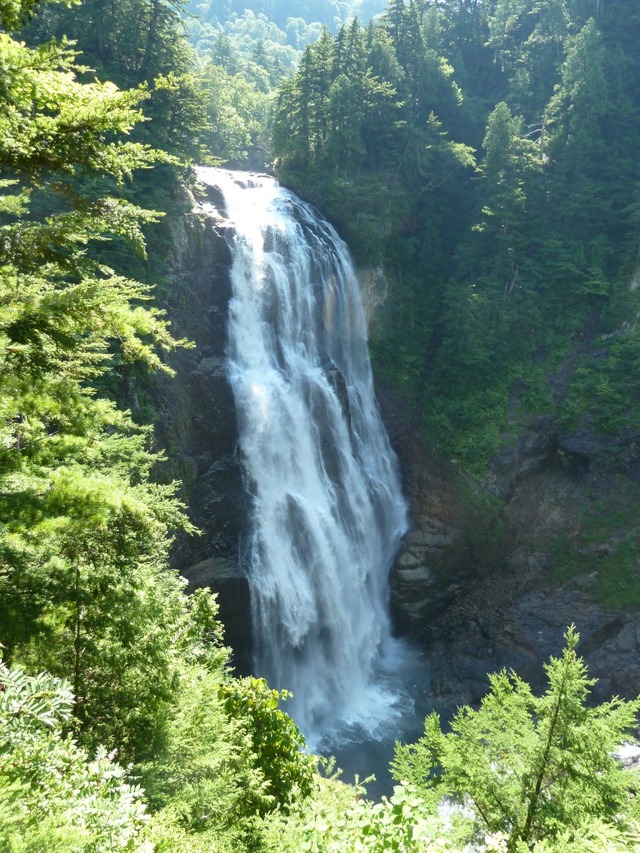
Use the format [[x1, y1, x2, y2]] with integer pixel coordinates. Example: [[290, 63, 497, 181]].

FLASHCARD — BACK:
[[271, 0, 640, 476]]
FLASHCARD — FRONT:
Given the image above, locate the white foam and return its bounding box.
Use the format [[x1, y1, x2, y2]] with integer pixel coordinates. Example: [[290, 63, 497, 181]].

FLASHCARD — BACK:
[[198, 167, 408, 744]]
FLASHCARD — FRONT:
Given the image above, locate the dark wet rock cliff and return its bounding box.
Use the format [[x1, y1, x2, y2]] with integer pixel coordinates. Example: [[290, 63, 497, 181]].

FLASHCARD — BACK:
[[153, 187, 251, 670], [381, 385, 640, 707]]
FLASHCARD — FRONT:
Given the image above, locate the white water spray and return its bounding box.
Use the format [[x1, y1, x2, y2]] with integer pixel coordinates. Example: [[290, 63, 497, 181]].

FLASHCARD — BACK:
[[197, 168, 408, 744]]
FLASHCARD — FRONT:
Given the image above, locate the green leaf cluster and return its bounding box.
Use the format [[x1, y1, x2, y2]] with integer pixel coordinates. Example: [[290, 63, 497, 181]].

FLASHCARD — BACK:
[[0, 659, 148, 851], [264, 774, 457, 853], [219, 676, 315, 811]]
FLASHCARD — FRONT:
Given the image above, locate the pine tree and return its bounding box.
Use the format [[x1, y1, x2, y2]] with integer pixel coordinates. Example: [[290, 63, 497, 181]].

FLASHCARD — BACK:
[[393, 627, 640, 852]]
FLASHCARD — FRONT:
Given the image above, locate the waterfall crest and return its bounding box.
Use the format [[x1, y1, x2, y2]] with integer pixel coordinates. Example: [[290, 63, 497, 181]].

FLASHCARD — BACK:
[[197, 168, 408, 742]]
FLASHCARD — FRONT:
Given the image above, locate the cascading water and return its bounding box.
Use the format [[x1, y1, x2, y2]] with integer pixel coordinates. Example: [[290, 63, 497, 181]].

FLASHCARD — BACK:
[[197, 167, 410, 747]]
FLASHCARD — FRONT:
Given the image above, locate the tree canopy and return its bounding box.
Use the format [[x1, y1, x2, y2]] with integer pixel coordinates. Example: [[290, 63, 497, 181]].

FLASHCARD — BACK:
[[393, 627, 640, 851]]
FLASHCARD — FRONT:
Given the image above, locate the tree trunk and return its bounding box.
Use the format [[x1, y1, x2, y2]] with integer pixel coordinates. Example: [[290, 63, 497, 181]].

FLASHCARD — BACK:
[[139, 0, 161, 82]]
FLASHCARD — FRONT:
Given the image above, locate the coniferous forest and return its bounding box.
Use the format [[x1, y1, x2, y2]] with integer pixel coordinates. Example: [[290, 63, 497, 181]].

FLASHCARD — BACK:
[[2, 0, 640, 850]]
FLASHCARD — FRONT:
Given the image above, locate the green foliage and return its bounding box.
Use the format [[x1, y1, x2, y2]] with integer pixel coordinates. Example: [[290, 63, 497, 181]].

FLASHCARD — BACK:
[[4, 1, 640, 849], [551, 479, 640, 609], [187, 8, 301, 85], [558, 327, 640, 436], [20, 0, 269, 167], [186, 0, 387, 40], [0, 34, 161, 178], [271, 0, 640, 479], [263, 771, 458, 853], [137, 663, 272, 851], [392, 627, 640, 851], [136, 632, 312, 850], [0, 0, 200, 764], [219, 676, 315, 811], [0, 658, 147, 851]]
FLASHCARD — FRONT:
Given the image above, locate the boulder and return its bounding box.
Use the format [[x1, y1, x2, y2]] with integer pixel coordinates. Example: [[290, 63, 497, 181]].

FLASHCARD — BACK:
[[182, 557, 252, 673]]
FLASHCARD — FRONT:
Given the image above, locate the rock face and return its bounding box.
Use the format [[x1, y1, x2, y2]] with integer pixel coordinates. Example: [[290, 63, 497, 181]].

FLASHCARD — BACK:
[[389, 442, 474, 639], [182, 557, 251, 672], [383, 392, 640, 708], [153, 189, 251, 670]]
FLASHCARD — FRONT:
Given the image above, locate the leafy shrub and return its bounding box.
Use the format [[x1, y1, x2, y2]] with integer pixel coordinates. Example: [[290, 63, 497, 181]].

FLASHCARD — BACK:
[[0, 659, 147, 852], [219, 676, 315, 811]]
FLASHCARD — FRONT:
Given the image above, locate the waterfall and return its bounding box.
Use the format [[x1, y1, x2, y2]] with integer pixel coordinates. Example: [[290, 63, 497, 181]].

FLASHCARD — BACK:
[[197, 168, 408, 743]]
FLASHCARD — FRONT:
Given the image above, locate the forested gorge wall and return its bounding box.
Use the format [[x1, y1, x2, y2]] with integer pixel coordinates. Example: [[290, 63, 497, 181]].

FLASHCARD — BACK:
[[380, 383, 640, 705]]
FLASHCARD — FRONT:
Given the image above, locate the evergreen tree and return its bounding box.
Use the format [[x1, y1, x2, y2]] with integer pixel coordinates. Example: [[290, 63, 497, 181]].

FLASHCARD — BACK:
[[393, 627, 640, 852], [0, 0, 196, 758], [473, 100, 540, 290], [383, 0, 408, 53]]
